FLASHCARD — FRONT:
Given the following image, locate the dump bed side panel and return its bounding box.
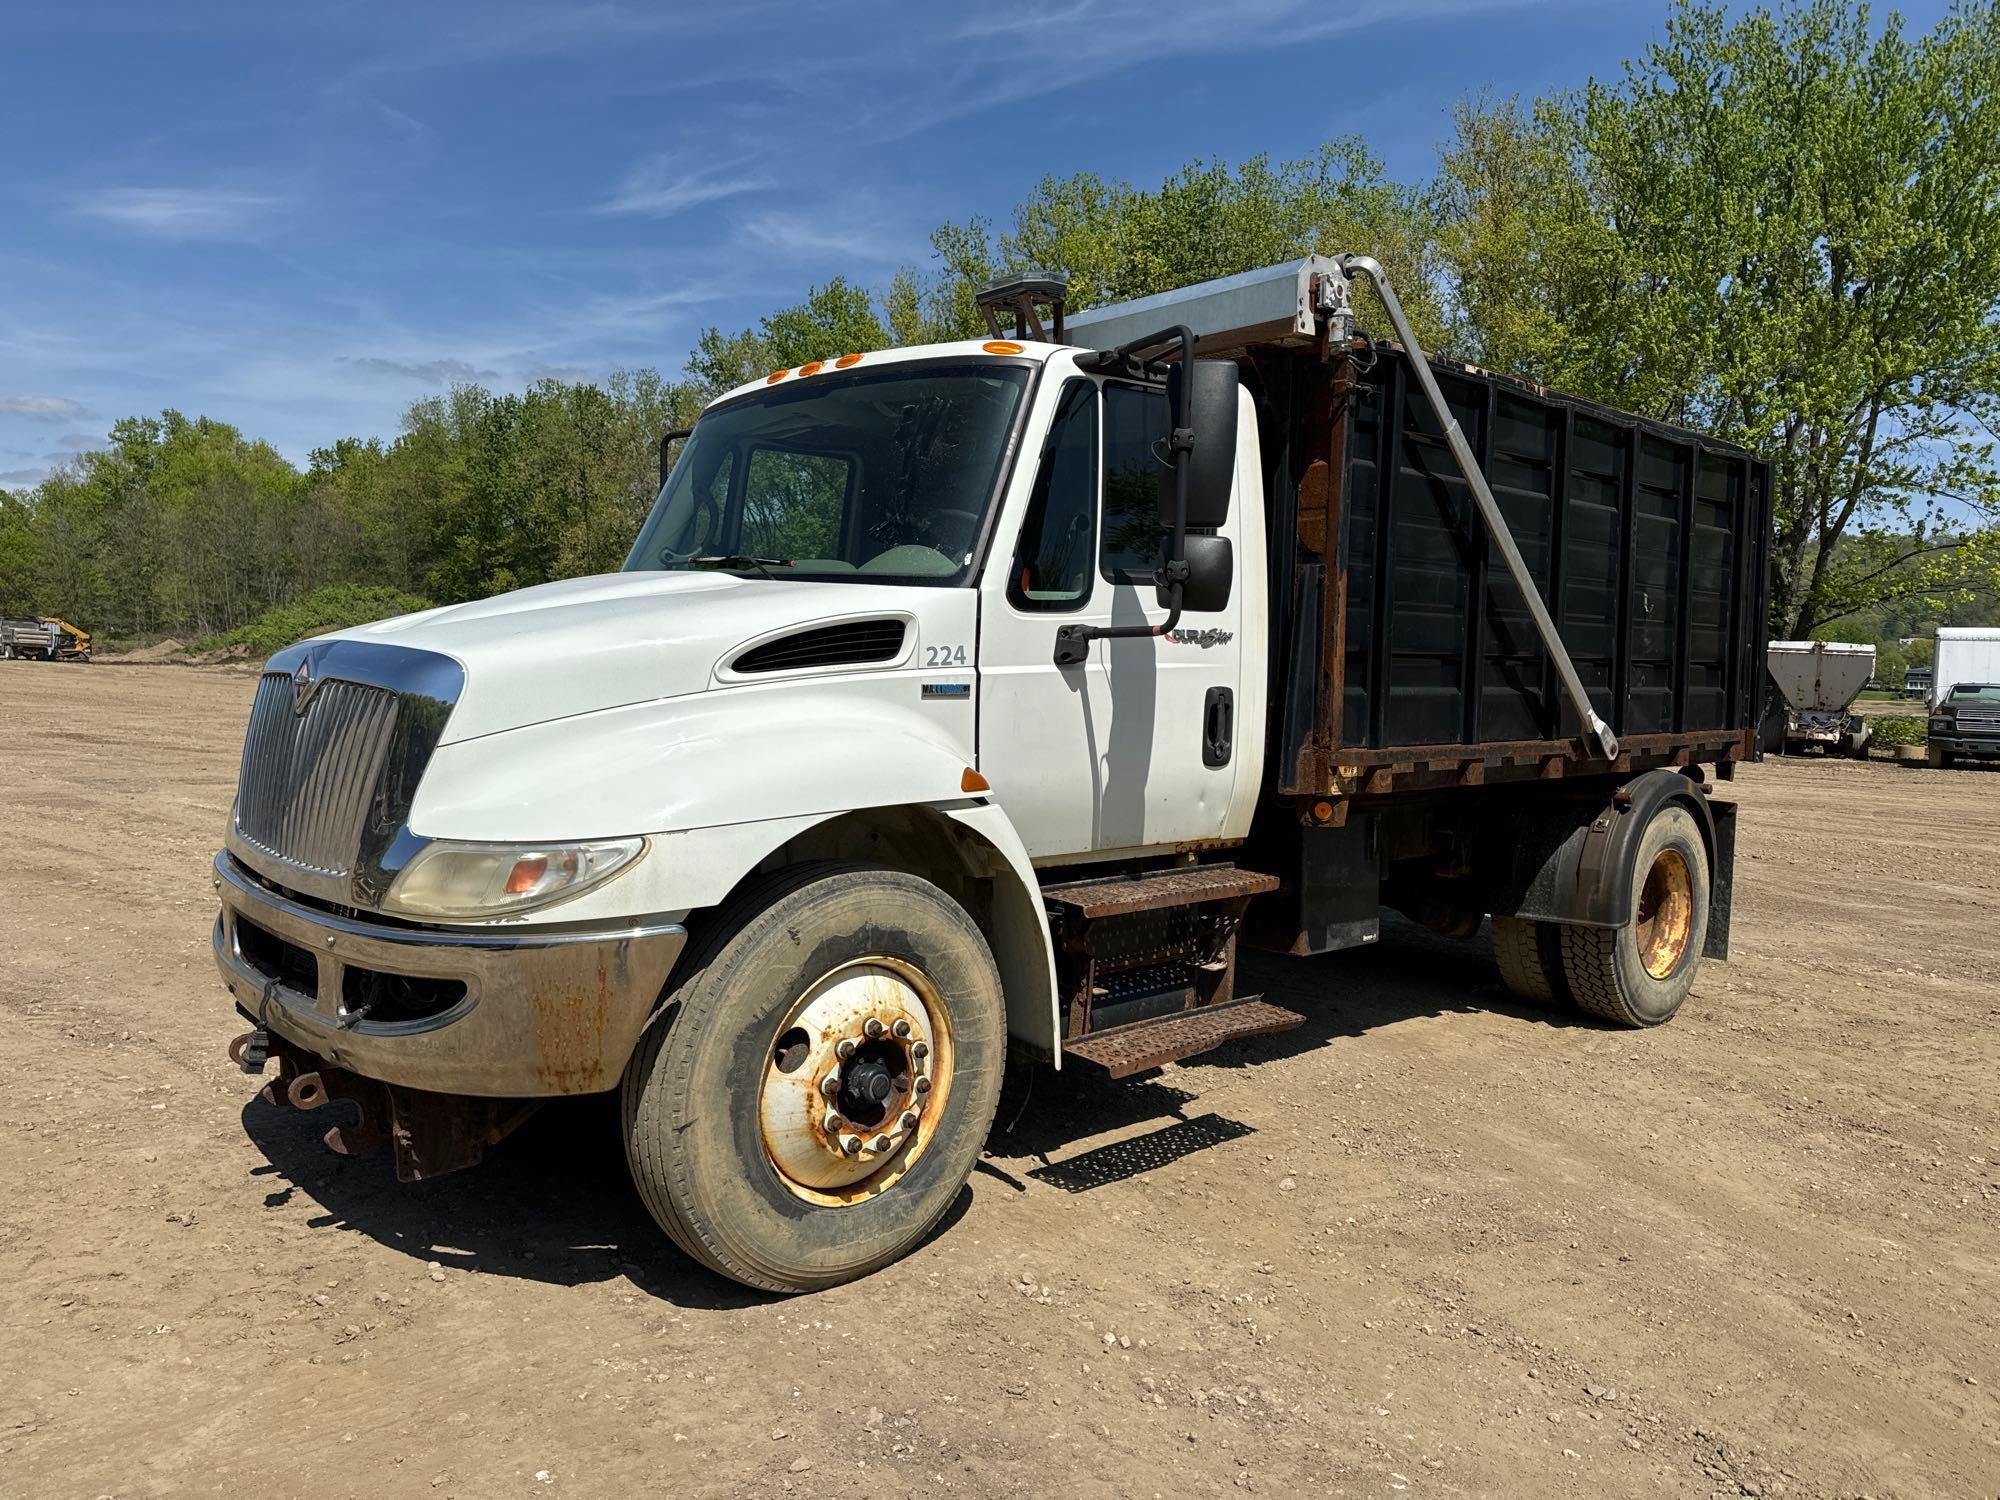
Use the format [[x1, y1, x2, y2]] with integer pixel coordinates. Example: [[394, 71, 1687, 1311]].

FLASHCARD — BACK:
[[1278, 346, 1769, 788]]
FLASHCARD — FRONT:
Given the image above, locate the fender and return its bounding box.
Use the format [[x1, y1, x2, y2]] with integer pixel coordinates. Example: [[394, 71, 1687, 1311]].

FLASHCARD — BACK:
[[937, 801, 1062, 1066], [1504, 770, 1734, 959]]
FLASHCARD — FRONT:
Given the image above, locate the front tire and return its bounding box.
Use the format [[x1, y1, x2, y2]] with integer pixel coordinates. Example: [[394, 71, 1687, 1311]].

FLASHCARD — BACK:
[[622, 863, 1005, 1293], [1559, 804, 1709, 1027]]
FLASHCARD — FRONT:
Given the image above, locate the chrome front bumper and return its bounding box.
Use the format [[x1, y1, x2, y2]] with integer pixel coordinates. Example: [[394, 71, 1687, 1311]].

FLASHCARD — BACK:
[[211, 852, 687, 1097]]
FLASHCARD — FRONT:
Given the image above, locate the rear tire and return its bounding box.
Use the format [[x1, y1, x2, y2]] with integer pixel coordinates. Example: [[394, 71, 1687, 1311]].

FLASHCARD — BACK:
[[622, 863, 1006, 1293], [1559, 804, 1709, 1028], [1491, 915, 1568, 1006]]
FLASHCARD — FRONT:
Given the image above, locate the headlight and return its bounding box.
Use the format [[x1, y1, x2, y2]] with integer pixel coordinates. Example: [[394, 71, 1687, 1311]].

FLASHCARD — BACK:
[[1930, 718, 1950, 732], [382, 837, 646, 919]]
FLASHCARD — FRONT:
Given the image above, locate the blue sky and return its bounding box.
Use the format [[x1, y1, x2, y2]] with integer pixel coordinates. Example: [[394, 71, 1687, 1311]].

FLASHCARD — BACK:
[[0, 0, 1952, 489]]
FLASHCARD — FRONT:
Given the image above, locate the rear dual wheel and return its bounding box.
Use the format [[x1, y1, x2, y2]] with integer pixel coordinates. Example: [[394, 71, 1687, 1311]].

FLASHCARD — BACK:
[[622, 864, 1005, 1293], [1492, 802, 1709, 1028]]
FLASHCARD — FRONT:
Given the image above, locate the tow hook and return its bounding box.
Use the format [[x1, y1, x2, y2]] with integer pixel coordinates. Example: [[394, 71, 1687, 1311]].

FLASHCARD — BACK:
[[229, 1029, 270, 1075]]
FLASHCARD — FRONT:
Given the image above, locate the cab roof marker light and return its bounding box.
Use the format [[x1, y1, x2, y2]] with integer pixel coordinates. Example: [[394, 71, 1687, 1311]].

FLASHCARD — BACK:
[[834, 353, 863, 368], [766, 369, 790, 384], [799, 360, 823, 376], [982, 340, 1024, 355]]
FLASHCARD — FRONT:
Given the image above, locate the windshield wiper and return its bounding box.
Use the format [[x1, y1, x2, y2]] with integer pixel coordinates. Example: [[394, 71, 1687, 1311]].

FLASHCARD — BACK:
[[686, 554, 794, 581]]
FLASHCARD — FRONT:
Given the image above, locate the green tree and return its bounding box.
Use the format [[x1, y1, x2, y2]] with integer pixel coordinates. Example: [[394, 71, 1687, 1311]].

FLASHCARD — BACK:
[[932, 138, 1446, 345], [1437, 1, 2000, 638]]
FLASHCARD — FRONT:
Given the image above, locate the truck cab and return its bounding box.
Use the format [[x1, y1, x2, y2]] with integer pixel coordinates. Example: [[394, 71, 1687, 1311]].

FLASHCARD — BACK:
[[214, 257, 1764, 1292]]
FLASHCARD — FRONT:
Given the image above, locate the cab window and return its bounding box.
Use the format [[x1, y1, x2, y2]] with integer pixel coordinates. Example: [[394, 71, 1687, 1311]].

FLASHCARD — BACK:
[[1100, 382, 1169, 582], [1008, 380, 1098, 612], [741, 447, 852, 560]]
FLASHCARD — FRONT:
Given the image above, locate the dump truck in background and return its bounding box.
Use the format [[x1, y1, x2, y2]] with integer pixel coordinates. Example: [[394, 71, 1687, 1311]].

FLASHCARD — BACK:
[[1764, 640, 1873, 756], [211, 254, 1769, 1291], [0, 615, 91, 661]]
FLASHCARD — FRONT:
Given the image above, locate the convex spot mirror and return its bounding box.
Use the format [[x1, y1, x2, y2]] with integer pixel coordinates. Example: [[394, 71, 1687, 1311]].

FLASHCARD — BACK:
[[1163, 359, 1240, 531], [1169, 533, 1233, 613]]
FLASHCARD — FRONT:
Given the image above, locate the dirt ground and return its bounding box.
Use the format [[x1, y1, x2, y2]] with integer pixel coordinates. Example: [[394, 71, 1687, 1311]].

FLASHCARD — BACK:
[[3, 660, 1996, 1500]]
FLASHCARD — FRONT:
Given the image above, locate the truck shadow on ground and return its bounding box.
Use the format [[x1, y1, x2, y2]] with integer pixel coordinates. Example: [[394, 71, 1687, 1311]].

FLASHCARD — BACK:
[[236, 915, 1581, 1302], [988, 913, 1595, 1177]]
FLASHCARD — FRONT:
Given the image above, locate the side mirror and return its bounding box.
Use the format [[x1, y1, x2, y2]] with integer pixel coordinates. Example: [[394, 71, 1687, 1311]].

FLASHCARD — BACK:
[[1165, 360, 1240, 529], [1163, 534, 1232, 613], [658, 426, 693, 492]]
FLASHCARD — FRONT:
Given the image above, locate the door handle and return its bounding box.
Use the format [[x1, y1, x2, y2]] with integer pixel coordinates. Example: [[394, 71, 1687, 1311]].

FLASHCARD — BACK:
[[1203, 687, 1233, 768]]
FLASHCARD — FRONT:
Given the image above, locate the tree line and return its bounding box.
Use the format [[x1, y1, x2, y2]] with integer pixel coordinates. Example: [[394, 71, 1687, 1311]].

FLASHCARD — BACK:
[[3, 0, 1997, 647]]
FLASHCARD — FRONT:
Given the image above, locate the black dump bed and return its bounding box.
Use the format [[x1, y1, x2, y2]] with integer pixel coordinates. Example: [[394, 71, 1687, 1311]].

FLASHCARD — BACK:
[[1257, 343, 1771, 798]]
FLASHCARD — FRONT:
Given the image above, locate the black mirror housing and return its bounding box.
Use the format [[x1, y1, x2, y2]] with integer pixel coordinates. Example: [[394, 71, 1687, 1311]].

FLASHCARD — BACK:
[[1160, 533, 1232, 613], [1165, 359, 1240, 530]]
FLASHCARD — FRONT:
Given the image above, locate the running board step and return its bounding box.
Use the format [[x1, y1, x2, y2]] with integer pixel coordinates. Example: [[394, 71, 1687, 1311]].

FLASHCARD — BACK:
[[1043, 865, 1279, 920], [1063, 996, 1304, 1079]]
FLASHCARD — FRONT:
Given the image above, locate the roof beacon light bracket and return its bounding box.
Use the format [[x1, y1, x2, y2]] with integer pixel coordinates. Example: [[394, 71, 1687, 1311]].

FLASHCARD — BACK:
[[1332, 253, 1620, 761], [974, 271, 1070, 343]]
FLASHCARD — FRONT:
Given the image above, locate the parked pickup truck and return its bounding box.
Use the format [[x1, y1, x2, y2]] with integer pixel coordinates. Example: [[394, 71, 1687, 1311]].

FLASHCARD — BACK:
[[1929, 683, 2000, 767], [214, 255, 1769, 1291]]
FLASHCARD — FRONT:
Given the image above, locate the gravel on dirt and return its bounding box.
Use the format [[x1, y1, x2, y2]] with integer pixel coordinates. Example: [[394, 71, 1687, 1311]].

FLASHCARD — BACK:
[[2, 660, 1996, 1497]]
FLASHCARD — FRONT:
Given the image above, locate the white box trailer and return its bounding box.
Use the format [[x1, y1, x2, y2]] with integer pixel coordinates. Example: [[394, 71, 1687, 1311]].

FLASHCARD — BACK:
[[1930, 627, 2000, 707], [1765, 641, 1873, 755]]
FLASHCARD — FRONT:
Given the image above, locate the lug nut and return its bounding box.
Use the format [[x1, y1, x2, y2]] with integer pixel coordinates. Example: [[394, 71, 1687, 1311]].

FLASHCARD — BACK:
[[892, 1018, 912, 1039], [914, 1076, 932, 1095], [900, 1111, 919, 1130], [869, 1134, 892, 1153], [840, 1134, 863, 1155], [819, 1073, 840, 1098], [835, 1038, 857, 1060], [824, 1111, 843, 1133], [911, 1041, 929, 1060], [863, 1017, 886, 1039]]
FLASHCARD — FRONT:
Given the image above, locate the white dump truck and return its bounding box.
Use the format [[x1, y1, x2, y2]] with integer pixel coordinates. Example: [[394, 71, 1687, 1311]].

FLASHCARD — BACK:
[[215, 257, 1769, 1291]]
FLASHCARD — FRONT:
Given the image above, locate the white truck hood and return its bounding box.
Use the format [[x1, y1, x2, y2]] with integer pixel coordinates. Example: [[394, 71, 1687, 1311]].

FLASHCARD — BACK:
[[331, 570, 933, 744]]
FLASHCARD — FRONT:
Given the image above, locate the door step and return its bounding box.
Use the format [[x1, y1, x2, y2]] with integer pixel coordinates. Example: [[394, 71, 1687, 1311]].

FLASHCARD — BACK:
[[1040, 863, 1286, 1068], [1043, 865, 1279, 920], [1063, 996, 1304, 1078]]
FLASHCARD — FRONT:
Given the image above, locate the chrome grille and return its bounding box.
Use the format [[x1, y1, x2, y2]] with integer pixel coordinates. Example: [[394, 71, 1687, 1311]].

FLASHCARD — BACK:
[[1957, 709, 2000, 731], [235, 673, 399, 876]]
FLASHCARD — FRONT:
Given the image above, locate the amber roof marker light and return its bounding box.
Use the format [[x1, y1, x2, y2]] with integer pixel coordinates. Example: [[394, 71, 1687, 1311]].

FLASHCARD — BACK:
[[834, 353, 864, 368], [799, 360, 823, 377], [765, 368, 790, 384]]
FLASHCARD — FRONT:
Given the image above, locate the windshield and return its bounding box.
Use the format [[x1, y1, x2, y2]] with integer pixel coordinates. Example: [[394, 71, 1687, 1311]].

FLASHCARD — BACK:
[[624, 360, 1030, 584], [1946, 684, 2000, 703]]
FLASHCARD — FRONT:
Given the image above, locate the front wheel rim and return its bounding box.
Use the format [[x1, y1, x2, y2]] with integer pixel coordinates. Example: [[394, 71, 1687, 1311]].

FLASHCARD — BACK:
[[1635, 847, 1695, 980], [757, 957, 955, 1207]]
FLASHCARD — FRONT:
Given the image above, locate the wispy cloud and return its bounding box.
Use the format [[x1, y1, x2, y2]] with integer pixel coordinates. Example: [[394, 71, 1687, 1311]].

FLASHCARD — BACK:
[[340, 356, 500, 385], [596, 158, 768, 219], [2, 467, 49, 488], [0, 394, 89, 422], [71, 187, 280, 240]]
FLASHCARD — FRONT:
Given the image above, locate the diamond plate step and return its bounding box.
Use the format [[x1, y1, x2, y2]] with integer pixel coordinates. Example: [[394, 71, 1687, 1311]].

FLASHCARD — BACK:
[[1063, 996, 1304, 1078], [1042, 865, 1279, 921]]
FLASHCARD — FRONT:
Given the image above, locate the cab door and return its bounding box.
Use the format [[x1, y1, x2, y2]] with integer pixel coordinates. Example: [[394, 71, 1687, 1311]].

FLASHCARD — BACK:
[[977, 371, 1247, 862]]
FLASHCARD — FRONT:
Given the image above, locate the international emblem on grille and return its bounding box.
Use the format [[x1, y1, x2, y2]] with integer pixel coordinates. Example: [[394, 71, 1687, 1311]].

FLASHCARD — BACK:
[[291, 655, 319, 715]]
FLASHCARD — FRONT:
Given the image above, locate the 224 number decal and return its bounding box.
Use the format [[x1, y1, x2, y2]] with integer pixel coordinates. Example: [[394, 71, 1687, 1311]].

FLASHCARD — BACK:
[[924, 643, 969, 667]]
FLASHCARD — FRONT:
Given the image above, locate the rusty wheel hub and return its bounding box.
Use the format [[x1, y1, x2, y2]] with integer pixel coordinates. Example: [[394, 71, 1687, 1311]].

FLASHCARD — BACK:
[[759, 958, 953, 1205], [1634, 846, 1694, 980]]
